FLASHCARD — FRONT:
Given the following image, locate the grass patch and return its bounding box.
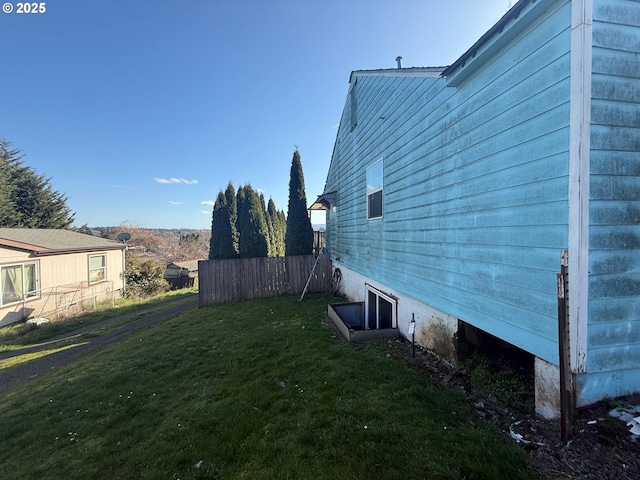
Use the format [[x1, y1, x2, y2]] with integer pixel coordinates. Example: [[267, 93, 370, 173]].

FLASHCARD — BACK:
[[0, 288, 197, 352], [0, 294, 535, 479]]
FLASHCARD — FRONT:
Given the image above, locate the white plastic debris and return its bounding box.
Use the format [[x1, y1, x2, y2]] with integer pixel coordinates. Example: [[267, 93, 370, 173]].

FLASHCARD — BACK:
[[609, 405, 640, 440], [627, 416, 640, 436], [194, 460, 203, 469], [25, 317, 49, 327], [509, 421, 546, 446]]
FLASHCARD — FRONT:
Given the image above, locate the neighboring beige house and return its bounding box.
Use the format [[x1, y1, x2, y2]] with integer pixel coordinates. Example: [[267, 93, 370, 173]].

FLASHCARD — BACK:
[[0, 228, 126, 326], [164, 260, 200, 290]]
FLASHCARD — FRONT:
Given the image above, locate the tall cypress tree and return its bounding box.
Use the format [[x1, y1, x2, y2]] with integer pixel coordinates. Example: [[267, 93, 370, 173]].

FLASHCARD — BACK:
[[237, 184, 269, 258], [266, 198, 280, 257], [266, 199, 286, 257], [260, 193, 275, 257], [278, 210, 287, 256], [285, 149, 313, 256], [224, 182, 239, 255], [209, 190, 237, 259]]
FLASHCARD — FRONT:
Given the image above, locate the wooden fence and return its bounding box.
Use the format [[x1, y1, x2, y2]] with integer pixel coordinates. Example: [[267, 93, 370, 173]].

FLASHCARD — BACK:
[[198, 254, 331, 307]]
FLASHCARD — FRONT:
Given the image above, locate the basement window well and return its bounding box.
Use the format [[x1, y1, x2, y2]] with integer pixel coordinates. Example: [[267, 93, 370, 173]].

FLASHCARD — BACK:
[[366, 284, 396, 329], [328, 284, 399, 342]]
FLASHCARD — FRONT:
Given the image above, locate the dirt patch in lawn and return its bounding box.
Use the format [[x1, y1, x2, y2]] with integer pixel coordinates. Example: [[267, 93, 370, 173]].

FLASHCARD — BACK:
[[382, 335, 640, 480]]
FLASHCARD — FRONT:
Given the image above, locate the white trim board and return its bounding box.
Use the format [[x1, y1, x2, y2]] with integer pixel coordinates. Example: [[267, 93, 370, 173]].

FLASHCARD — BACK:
[[568, 0, 593, 374]]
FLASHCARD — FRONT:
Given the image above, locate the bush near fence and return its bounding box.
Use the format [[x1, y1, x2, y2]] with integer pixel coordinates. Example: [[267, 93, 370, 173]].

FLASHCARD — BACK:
[[198, 254, 331, 307]]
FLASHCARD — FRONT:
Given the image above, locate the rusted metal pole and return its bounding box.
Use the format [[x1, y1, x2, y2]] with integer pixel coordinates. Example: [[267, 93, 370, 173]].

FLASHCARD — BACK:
[[558, 250, 571, 441]]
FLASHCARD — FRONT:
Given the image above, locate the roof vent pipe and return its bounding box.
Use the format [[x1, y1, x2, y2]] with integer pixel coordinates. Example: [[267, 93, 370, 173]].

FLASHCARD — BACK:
[[396, 56, 403, 68]]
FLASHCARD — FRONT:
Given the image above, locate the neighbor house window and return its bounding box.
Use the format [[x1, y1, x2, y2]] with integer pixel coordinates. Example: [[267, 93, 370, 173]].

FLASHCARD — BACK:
[[89, 254, 106, 283], [1, 262, 39, 306], [367, 159, 383, 219], [366, 285, 396, 330]]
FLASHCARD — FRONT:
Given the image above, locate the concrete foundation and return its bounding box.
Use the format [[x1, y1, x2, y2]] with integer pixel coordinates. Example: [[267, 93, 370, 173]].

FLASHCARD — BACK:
[[534, 357, 561, 419]]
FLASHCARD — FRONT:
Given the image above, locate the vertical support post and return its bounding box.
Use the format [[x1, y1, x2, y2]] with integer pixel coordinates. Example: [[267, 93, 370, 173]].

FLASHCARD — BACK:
[[409, 313, 416, 358], [558, 250, 572, 441]]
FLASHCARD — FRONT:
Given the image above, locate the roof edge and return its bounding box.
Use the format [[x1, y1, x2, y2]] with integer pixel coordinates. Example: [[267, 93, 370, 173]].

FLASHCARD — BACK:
[[0, 238, 125, 256], [349, 67, 446, 83], [33, 245, 126, 256], [442, 0, 548, 78]]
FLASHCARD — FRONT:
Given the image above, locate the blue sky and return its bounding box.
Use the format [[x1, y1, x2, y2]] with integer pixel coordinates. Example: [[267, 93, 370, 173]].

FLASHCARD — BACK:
[[1, 0, 514, 229]]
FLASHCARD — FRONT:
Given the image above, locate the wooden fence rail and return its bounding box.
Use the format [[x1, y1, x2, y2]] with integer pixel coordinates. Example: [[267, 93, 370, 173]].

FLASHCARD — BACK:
[[198, 254, 331, 307]]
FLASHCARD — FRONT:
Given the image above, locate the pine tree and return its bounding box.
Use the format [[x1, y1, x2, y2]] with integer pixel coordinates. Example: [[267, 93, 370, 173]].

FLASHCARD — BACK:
[[0, 140, 75, 228], [237, 184, 269, 258], [285, 149, 313, 256]]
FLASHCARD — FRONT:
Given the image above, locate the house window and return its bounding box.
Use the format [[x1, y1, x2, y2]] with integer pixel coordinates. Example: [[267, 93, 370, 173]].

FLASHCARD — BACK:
[[89, 254, 106, 283], [366, 285, 396, 330], [1, 262, 39, 306], [367, 159, 383, 219]]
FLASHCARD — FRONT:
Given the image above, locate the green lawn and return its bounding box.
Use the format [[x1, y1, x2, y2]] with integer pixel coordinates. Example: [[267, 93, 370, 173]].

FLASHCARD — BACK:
[[0, 294, 536, 479]]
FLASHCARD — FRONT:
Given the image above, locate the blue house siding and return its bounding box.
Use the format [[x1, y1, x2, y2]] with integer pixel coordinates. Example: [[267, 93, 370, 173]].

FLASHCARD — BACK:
[[326, 0, 573, 364], [322, 0, 640, 411], [583, 0, 640, 394]]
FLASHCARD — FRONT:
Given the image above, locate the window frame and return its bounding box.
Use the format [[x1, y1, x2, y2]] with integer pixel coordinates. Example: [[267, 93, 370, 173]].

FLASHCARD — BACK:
[[365, 284, 397, 330], [0, 261, 40, 307], [366, 158, 384, 220], [88, 254, 107, 284]]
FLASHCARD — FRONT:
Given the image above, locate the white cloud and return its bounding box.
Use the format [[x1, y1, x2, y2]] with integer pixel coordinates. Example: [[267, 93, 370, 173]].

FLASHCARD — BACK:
[[169, 201, 184, 205], [154, 178, 198, 185], [201, 200, 216, 206], [199, 210, 211, 215]]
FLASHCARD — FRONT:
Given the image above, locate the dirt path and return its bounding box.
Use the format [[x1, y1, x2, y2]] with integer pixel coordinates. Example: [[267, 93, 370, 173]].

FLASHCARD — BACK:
[[0, 299, 197, 395]]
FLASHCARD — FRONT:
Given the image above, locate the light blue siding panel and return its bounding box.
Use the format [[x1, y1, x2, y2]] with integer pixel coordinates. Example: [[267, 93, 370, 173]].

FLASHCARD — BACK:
[[590, 176, 640, 200], [577, 368, 640, 405], [591, 150, 640, 176], [590, 297, 640, 324], [591, 99, 640, 128], [590, 202, 640, 226], [594, 0, 640, 27], [592, 48, 640, 78], [587, 344, 640, 371], [591, 125, 640, 152], [590, 226, 640, 250], [589, 273, 640, 300], [589, 322, 640, 347], [592, 74, 640, 104], [590, 250, 640, 275], [587, 0, 640, 375]]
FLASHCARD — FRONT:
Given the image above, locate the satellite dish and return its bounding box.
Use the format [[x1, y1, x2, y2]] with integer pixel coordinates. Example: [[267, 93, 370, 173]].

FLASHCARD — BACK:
[[117, 232, 132, 243]]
